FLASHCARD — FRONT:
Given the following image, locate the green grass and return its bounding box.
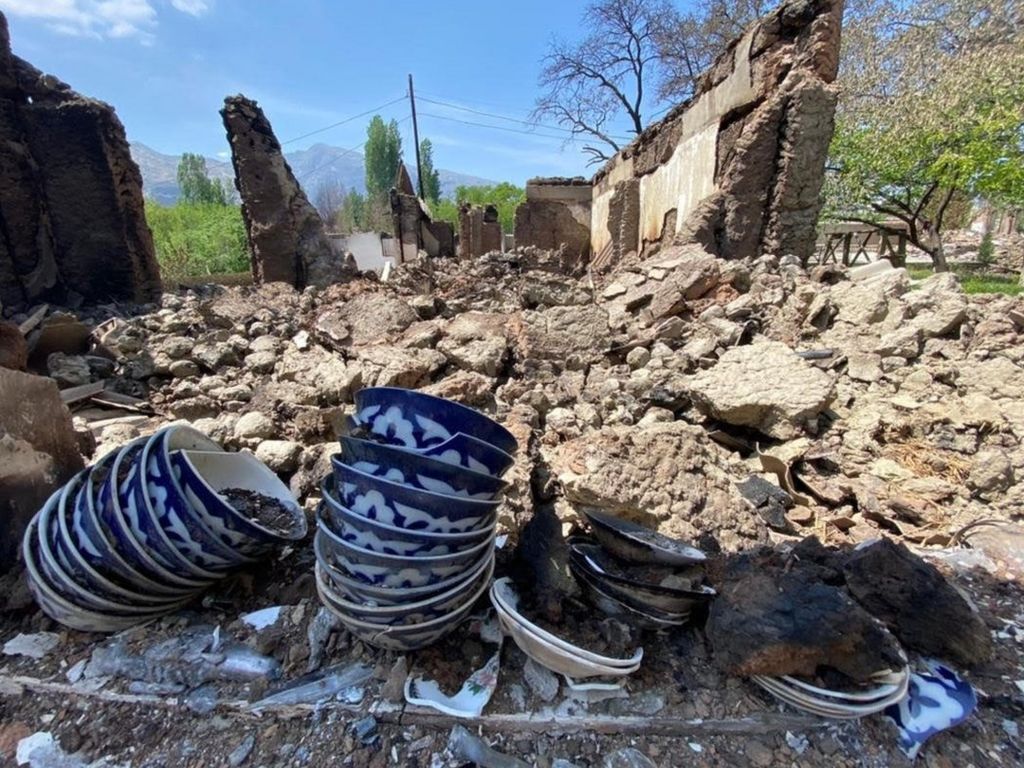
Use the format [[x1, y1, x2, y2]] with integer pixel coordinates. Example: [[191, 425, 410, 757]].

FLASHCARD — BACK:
[[145, 200, 250, 280], [905, 263, 1022, 295]]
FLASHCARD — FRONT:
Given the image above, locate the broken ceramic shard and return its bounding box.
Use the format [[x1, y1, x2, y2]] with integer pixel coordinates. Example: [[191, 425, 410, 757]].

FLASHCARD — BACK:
[[22, 424, 305, 631], [885, 660, 977, 759], [405, 613, 503, 718]]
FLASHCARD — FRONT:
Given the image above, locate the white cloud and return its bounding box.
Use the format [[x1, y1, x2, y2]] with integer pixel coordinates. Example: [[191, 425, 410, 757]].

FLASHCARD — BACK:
[[0, 0, 210, 41], [169, 0, 208, 16]]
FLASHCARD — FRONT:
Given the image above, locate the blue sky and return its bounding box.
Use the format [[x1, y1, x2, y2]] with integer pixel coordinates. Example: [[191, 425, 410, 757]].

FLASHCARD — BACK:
[[1, 0, 676, 184]]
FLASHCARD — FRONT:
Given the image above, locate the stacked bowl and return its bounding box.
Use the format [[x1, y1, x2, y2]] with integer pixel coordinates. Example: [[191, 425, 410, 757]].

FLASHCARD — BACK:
[[314, 387, 517, 651], [22, 424, 306, 632], [568, 509, 715, 628], [751, 666, 911, 718]]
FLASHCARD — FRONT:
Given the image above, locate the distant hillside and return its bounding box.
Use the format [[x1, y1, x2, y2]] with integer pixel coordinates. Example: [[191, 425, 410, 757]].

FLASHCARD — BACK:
[[132, 142, 496, 205]]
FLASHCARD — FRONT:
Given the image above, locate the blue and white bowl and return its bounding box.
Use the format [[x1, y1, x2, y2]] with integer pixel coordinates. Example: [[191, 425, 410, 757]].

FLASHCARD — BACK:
[[345, 416, 514, 478], [313, 532, 491, 607], [22, 511, 185, 633], [133, 426, 252, 571], [170, 448, 307, 549], [337, 436, 507, 500], [314, 559, 493, 652], [321, 476, 492, 557], [354, 387, 518, 456], [316, 553, 494, 627], [333, 460, 499, 535], [315, 511, 495, 590], [96, 440, 206, 590]]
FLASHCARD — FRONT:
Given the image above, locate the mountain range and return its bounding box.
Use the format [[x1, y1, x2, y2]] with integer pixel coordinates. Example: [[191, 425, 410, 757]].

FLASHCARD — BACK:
[[130, 142, 496, 205]]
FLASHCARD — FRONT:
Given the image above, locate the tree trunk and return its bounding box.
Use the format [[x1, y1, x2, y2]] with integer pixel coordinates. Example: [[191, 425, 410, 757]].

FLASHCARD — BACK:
[[931, 240, 949, 272]]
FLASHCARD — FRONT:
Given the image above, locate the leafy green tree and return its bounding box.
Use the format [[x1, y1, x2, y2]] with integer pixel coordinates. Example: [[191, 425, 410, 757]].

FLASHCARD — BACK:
[[827, 0, 1024, 271], [177, 153, 227, 205], [145, 200, 248, 279], [432, 183, 526, 234], [364, 116, 403, 202], [336, 189, 368, 233], [419, 139, 442, 204]]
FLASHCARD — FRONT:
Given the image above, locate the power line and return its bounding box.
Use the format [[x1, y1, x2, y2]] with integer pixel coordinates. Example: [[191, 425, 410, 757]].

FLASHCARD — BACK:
[[418, 95, 634, 142], [418, 111, 600, 143], [280, 95, 406, 146], [296, 115, 412, 183]]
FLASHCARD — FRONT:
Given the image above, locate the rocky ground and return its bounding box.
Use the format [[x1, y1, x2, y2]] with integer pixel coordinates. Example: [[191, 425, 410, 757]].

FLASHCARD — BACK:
[[2, 244, 1023, 767]]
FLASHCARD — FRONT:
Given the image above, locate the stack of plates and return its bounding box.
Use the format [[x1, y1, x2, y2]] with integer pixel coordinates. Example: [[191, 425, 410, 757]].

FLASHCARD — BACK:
[[490, 577, 643, 680], [568, 509, 714, 628], [314, 388, 517, 651], [753, 667, 912, 718], [22, 425, 306, 632]]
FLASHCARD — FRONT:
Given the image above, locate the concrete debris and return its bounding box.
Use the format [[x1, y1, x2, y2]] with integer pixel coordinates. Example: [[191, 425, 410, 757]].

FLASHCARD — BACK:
[[447, 725, 530, 768], [686, 340, 836, 438]]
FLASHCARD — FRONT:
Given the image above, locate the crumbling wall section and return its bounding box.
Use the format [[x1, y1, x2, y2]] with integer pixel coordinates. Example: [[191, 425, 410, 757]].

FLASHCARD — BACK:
[[388, 163, 455, 262], [458, 203, 502, 260], [514, 178, 592, 269], [0, 12, 161, 310], [592, 0, 843, 265], [221, 95, 356, 288]]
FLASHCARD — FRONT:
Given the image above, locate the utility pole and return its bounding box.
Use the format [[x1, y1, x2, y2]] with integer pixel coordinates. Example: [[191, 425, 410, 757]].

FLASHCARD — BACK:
[[408, 73, 425, 200]]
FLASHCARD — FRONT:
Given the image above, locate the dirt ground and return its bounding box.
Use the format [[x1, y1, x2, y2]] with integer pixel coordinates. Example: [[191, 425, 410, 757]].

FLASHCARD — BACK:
[[1, 538, 1022, 768]]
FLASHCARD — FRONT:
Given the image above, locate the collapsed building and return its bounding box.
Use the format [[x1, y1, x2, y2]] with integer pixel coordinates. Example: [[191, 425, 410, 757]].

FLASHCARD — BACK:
[[0, 15, 161, 311], [515, 0, 842, 269]]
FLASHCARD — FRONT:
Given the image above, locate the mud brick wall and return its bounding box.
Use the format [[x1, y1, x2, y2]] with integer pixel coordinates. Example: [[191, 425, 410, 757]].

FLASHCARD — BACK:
[[592, 0, 843, 264], [0, 12, 161, 311], [458, 204, 502, 259], [222, 95, 356, 288], [514, 178, 592, 268]]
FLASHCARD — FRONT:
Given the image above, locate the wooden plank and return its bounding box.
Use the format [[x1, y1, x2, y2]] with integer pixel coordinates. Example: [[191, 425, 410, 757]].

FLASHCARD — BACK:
[[59, 381, 105, 404], [18, 304, 48, 335], [89, 390, 152, 413]]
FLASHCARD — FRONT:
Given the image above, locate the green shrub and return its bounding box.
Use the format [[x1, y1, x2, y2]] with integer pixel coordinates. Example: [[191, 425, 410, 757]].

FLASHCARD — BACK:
[[978, 230, 995, 265], [145, 201, 249, 280]]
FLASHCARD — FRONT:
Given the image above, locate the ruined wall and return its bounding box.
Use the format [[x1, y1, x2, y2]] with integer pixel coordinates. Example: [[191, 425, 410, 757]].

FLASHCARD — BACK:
[[0, 12, 161, 311], [592, 0, 843, 264], [389, 163, 455, 261], [457, 204, 502, 260], [514, 178, 592, 268], [222, 95, 356, 288]]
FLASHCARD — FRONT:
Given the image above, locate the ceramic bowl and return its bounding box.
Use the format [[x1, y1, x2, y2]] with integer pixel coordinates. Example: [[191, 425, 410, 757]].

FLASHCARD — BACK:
[[490, 578, 643, 668], [568, 539, 715, 614], [47, 474, 186, 609], [332, 460, 499, 535], [133, 426, 252, 571], [354, 387, 518, 455], [313, 531, 491, 606], [315, 560, 491, 652], [23, 512, 183, 633], [490, 579, 643, 679], [582, 509, 707, 566], [321, 476, 492, 557], [569, 559, 689, 629], [37, 482, 188, 616], [315, 512, 494, 589], [316, 553, 494, 626], [170, 448, 307, 547], [95, 440, 207, 590], [336, 436, 507, 500]]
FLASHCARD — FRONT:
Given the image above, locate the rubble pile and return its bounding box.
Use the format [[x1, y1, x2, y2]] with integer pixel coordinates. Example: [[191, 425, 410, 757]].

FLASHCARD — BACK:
[[2, 244, 1023, 766]]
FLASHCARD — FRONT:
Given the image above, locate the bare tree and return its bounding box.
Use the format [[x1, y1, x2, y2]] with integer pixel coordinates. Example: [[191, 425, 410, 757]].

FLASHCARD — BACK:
[[313, 178, 346, 228], [656, 0, 773, 102], [533, 0, 672, 164]]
